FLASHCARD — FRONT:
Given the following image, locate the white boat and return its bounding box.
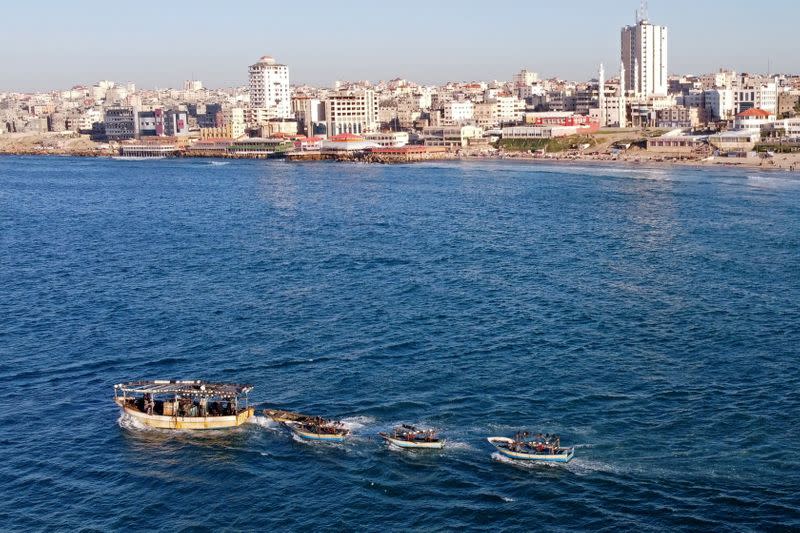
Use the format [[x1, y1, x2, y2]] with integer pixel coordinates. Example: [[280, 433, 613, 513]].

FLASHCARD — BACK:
[[114, 380, 254, 430], [282, 418, 349, 443], [488, 435, 574, 463], [379, 425, 445, 449]]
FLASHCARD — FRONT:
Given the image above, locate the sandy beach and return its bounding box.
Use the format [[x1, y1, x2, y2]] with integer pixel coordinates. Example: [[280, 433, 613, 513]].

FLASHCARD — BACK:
[[2, 131, 799, 173]]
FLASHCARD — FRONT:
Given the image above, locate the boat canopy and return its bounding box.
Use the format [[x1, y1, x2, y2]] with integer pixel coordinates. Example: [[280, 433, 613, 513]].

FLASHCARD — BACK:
[[114, 380, 252, 399]]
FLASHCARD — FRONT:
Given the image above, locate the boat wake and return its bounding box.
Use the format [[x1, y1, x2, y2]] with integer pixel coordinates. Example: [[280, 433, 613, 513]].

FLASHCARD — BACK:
[[443, 440, 475, 452], [564, 458, 624, 476], [118, 413, 158, 432], [339, 416, 375, 432], [247, 415, 280, 431]]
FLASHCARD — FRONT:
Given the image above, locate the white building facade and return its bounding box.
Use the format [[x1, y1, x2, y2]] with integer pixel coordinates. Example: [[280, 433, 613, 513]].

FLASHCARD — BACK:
[[621, 13, 668, 97], [734, 81, 778, 115], [443, 100, 474, 125], [325, 89, 379, 135], [248, 56, 292, 119]]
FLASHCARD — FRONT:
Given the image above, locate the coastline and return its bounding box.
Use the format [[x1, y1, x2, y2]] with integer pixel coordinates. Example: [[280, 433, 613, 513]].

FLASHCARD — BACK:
[[1, 136, 799, 173], [462, 152, 800, 173]]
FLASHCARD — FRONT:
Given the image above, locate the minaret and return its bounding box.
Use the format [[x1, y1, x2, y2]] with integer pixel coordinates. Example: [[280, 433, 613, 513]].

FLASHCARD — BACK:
[[598, 63, 606, 127], [619, 61, 627, 128]]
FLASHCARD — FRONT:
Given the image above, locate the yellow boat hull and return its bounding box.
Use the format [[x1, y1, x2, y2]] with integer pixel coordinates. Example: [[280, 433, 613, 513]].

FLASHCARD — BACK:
[[116, 399, 254, 430]]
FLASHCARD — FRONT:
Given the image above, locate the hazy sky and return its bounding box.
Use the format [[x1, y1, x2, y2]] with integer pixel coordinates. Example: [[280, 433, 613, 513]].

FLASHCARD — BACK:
[[1, 0, 797, 92]]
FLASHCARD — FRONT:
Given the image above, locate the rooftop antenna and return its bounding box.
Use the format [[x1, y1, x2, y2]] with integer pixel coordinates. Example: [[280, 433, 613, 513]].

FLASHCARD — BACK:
[[639, 0, 648, 22]]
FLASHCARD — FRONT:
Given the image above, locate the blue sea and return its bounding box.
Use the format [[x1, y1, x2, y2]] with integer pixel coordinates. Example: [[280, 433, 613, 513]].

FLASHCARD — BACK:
[[1, 156, 799, 531]]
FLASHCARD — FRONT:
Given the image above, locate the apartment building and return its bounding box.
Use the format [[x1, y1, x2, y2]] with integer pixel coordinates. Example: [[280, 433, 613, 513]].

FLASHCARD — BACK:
[[422, 125, 483, 149], [324, 89, 379, 135], [104, 107, 138, 140], [621, 12, 668, 97], [248, 55, 291, 119]]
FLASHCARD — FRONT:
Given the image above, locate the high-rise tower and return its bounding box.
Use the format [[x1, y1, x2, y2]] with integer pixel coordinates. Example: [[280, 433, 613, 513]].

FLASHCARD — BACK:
[[248, 56, 292, 119], [620, 4, 668, 97]]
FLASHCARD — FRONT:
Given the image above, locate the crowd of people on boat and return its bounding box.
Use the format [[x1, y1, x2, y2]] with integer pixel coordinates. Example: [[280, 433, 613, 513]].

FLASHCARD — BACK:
[[508, 432, 562, 454], [298, 416, 347, 435], [395, 425, 439, 442], [129, 394, 238, 418]]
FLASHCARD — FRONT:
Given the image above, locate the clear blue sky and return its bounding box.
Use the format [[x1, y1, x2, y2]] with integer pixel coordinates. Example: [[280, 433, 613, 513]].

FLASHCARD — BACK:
[[1, 0, 797, 92]]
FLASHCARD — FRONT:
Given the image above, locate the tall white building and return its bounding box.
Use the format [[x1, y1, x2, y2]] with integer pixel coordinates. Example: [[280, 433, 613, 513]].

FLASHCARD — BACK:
[[184, 80, 203, 91], [248, 55, 291, 119], [621, 9, 668, 97], [513, 69, 540, 87]]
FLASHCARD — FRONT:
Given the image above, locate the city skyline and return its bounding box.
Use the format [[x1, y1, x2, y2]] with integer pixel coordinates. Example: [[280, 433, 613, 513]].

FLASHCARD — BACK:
[[2, 0, 799, 93]]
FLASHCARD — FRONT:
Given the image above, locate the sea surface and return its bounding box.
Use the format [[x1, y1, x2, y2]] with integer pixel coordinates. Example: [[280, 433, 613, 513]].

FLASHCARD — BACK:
[[1, 156, 799, 531]]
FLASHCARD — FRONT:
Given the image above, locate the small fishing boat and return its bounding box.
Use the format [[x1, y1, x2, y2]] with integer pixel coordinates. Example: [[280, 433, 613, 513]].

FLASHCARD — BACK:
[[263, 408, 349, 442], [263, 408, 315, 424], [264, 409, 350, 442], [114, 380, 254, 430], [379, 424, 445, 450], [487, 432, 574, 463], [283, 416, 350, 442]]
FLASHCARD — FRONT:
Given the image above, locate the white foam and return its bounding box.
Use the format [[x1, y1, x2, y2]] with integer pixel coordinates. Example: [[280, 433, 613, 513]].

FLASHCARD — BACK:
[[248, 415, 279, 430], [339, 416, 375, 431], [565, 458, 623, 476], [746, 174, 799, 188], [117, 413, 155, 432], [443, 440, 475, 452]]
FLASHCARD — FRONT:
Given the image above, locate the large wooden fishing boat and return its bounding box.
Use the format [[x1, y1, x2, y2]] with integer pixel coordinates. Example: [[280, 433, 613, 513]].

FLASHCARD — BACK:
[[114, 380, 255, 430]]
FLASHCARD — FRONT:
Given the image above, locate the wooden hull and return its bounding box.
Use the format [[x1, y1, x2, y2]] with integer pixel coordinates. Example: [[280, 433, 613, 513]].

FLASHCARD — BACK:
[[116, 399, 254, 430], [285, 423, 348, 442], [381, 434, 445, 449], [488, 437, 574, 463], [264, 409, 313, 423]]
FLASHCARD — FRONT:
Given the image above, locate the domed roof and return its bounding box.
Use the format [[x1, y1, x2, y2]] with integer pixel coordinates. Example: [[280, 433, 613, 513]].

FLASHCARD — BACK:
[[257, 55, 276, 64]]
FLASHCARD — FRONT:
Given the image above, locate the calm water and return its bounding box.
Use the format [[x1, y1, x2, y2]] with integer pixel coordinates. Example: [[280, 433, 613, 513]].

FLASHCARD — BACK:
[[1, 156, 799, 531]]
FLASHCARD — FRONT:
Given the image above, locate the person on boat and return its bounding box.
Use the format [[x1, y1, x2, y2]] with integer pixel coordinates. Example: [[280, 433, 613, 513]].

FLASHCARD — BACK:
[[144, 394, 154, 415]]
